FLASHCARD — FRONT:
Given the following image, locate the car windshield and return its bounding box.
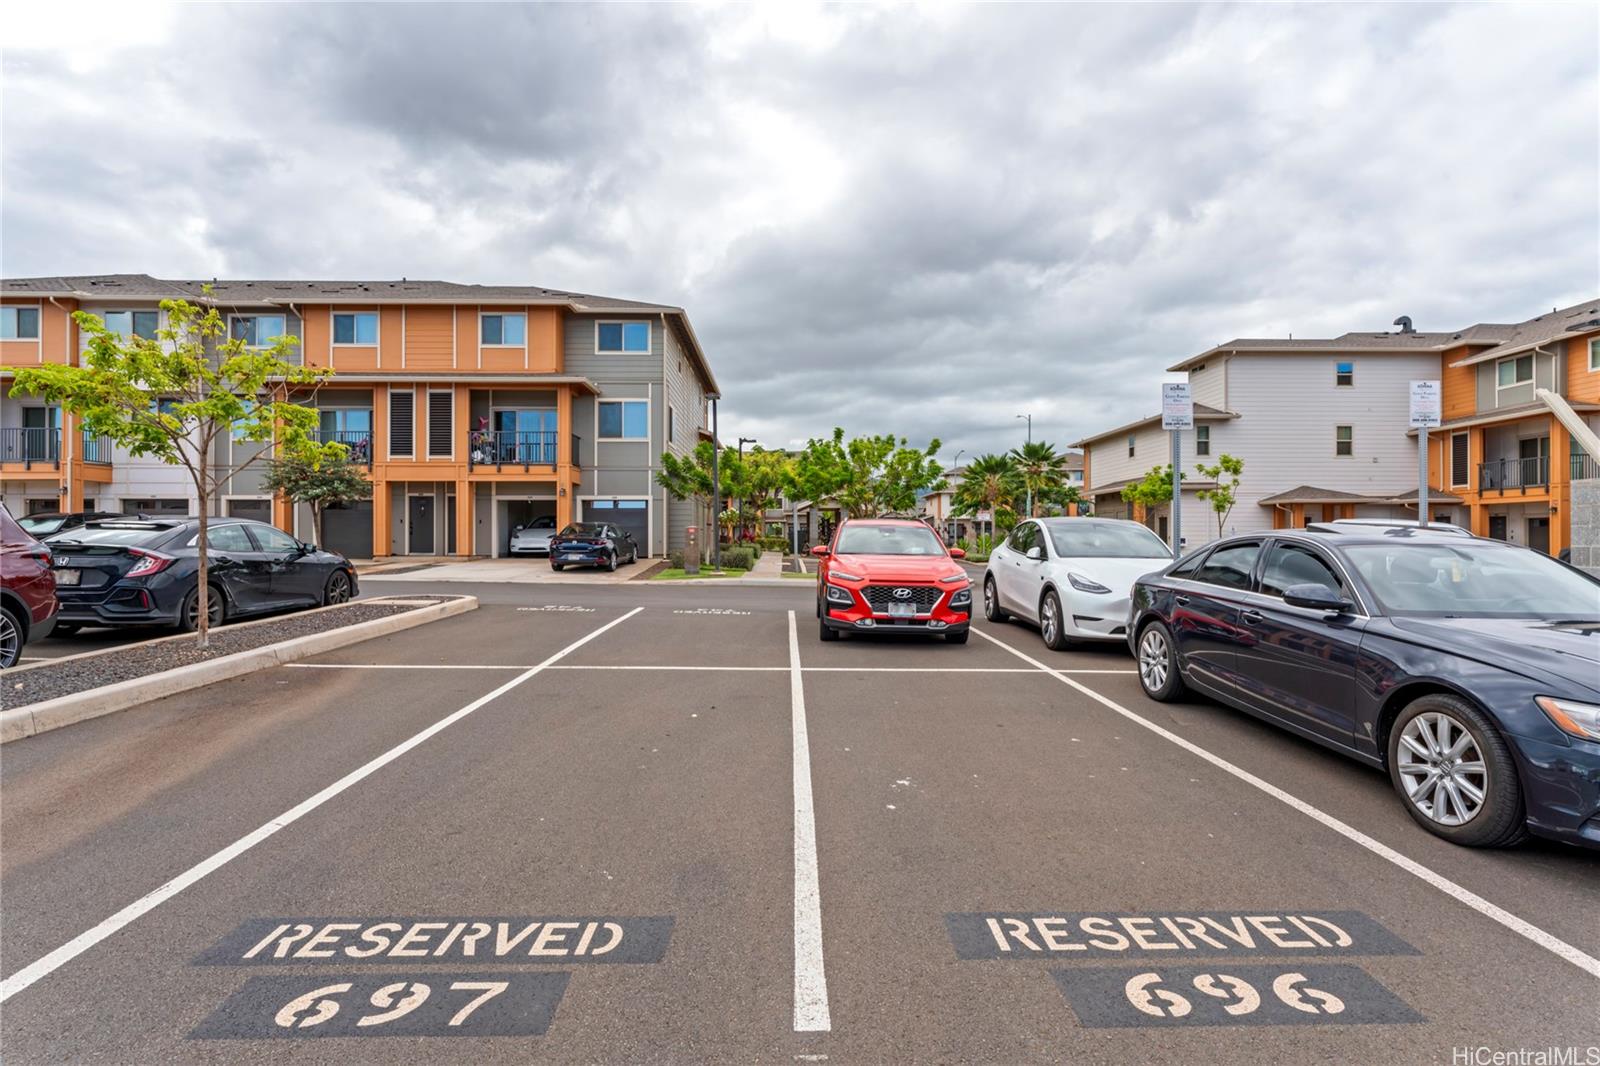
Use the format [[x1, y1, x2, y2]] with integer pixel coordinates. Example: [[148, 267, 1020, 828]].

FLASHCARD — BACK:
[[18, 515, 66, 535], [1047, 521, 1171, 558], [835, 524, 945, 556], [1344, 542, 1600, 619], [559, 523, 606, 537], [51, 524, 178, 547]]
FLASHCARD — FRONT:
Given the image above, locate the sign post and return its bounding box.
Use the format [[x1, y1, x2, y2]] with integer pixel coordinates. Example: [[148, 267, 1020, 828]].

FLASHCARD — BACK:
[[1409, 381, 1442, 528], [1161, 383, 1193, 554]]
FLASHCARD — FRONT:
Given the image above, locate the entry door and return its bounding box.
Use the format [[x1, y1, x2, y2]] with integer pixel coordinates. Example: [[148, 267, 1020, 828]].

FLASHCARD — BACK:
[[1488, 515, 1508, 541], [21, 406, 59, 461], [1527, 517, 1550, 554], [408, 496, 434, 554]]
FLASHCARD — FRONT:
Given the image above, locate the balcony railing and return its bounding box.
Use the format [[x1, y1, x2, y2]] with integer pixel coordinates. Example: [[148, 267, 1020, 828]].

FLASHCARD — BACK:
[[1, 427, 61, 468], [1574, 451, 1600, 482], [82, 430, 113, 465], [469, 430, 558, 470], [314, 429, 374, 466], [1479, 455, 1548, 492]]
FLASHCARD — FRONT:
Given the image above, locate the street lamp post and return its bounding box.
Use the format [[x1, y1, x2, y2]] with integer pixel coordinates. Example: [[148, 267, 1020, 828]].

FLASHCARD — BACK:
[[708, 393, 721, 571], [1016, 413, 1033, 517], [737, 435, 756, 543]]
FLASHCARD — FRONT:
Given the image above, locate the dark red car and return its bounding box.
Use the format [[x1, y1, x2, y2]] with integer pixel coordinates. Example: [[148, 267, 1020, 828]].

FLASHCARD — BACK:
[[1, 505, 59, 668], [814, 518, 972, 643]]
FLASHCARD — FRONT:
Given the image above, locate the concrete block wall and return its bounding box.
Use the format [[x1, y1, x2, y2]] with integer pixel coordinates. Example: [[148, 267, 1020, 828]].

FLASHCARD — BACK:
[[1569, 478, 1600, 575]]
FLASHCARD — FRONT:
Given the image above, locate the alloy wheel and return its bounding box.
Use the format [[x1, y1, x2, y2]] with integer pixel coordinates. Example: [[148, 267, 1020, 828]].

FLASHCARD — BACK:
[[1138, 627, 1169, 693], [0, 610, 19, 668], [1041, 596, 1059, 644], [984, 580, 995, 616], [188, 593, 224, 630], [327, 572, 352, 604], [1397, 712, 1487, 826]]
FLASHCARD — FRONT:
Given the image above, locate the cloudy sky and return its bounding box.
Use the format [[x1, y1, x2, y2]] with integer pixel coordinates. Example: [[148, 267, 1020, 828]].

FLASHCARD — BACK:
[[3, 2, 1596, 461]]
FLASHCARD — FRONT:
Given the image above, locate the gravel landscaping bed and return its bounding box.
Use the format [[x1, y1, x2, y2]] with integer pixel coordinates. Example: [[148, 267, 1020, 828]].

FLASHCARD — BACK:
[[6, 599, 449, 709]]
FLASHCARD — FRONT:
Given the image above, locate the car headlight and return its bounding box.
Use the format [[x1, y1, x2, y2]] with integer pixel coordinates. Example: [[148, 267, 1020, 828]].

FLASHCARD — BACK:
[[1068, 572, 1113, 594], [939, 573, 968, 584], [1535, 697, 1600, 742], [950, 588, 972, 608], [825, 584, 855, 606], [830, 570, 864, 582]]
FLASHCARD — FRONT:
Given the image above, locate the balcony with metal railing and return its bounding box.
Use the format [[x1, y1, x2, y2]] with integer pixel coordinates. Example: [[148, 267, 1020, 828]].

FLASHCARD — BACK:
[[468, 429, 557, 470], [1574, 451, 1600, 482], [1478, 455, 1549, 492], [313, 429, 374, 466], [0, 427, 61, 468], [81, 430, 113, 465]]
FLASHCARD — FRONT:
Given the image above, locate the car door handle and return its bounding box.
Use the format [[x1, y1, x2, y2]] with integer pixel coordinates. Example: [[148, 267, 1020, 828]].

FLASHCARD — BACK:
[[213, 554, 235, 565], [1174, 594, 1191, 606], [1241, 609, 1264, 625]]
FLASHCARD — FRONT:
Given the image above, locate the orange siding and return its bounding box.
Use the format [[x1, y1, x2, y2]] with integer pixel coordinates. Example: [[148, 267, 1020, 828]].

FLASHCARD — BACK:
[[302, 305, 331, 368], [1440, 346, 1476, 419], [406, 306, 455, 369], [379, 307, 403, 369], [1567, 333, 1600, 404], [0, 298, 74, 367], [454, 306, 476, 369], [478, 305, 523, 371], [529, 307, 561, 372]]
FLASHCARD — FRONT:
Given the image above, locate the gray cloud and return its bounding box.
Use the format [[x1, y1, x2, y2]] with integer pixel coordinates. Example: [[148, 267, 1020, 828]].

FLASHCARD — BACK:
[[3, 2, 1595, 459]]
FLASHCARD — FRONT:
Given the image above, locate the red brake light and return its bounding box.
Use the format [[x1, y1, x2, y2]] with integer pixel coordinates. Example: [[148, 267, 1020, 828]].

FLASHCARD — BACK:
[[126, 548, 175, 577]]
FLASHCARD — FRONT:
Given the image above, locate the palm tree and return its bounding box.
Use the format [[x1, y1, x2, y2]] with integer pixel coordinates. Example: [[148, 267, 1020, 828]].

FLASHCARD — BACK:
[[1008, 440, 1068, 517], [952, 454, 1023, 536]]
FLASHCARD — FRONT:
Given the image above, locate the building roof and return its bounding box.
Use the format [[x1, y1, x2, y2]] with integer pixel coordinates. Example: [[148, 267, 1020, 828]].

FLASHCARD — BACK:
[[1447, 298, 1600, 367], [1070, 403, 1238, 448], [1407, 399, 1600, 435], [1256, 485, 1464, 506]]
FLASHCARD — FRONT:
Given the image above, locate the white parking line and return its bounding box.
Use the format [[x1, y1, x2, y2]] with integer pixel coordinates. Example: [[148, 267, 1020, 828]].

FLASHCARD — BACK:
[[971, 625, 1600, 981], [287, 663, 1132, 675], [788, 610, 832, 1032], [0, 608, 645, 1005]]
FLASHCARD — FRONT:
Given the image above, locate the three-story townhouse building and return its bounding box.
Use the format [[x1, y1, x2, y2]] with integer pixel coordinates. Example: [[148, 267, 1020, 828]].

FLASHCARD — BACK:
[[1, 275, 719, 558]]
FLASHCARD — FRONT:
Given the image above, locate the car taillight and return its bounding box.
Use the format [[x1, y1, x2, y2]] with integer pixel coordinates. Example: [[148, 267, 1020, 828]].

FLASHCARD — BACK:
[[24, 545, 51, 564], [126, 549, 176, 577]]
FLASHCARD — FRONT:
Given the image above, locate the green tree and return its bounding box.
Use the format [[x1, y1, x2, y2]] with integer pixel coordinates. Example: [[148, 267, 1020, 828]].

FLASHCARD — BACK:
[[1039, 482, 1085, 516], [263, 449, 373, 549], [1120, 464, 1174, 525], [1008, 440, 1070, 517], [740, 447, 794, 533], [952, 454, 1023, 532], [10, 292, 333, 645], [1195, 453, 1244, 538], [656, 440, 719, 558], [786, 428, 944, 518]]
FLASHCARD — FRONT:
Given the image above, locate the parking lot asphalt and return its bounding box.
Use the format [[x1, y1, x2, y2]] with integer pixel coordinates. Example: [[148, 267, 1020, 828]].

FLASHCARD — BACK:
[[2, 580, 1596, 1063]]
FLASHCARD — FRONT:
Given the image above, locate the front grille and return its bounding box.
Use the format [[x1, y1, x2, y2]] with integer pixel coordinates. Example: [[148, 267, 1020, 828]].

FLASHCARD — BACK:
[[862, 584, 943, 613]]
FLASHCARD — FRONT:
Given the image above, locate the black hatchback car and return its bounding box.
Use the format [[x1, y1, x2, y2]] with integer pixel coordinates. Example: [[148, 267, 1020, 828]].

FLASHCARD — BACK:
[[548, 522, 640, 572], [45, 517, 359, 633], [1128, 530, 1600, 850]]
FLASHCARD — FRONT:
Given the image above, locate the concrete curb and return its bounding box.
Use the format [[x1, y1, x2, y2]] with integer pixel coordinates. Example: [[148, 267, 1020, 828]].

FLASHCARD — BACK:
[[0, 596, 477, 744]]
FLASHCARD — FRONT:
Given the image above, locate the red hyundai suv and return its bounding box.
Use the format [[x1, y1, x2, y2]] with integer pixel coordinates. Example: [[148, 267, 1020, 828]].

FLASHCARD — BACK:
[[814, 518, 972, 643], [1, 505, 59, 668]]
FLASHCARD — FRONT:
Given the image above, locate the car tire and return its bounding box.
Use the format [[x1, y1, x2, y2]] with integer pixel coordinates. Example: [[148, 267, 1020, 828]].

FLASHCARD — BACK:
[[0, 604, 22, 669], [819, 616, 839, 641], [1387, 694, 1527, 848], [1135, 620, 1186, 702], [983, 577, 1008, 623], [323, 570, 353, 606], [552, 563, 565, 572], [51, 623, 82, 637], [607, 552, 618, 573], [179, 585, 226, 634], [1039, 590, 1073, 651], [945, 629, 969, 645]]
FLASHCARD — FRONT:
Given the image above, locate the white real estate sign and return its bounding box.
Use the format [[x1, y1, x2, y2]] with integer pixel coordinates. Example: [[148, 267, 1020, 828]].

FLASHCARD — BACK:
[[1161, 383, 1194, 430], [1409, 380, 1442, 429]]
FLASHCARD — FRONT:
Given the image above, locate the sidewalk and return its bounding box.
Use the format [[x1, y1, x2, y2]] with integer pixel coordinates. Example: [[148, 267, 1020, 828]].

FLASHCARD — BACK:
[[748, 551, 784, 579]]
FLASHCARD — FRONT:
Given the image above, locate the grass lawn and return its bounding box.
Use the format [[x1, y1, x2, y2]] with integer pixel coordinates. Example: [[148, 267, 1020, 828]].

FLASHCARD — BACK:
[[650, 567, 750, 580], [782, 571, 817, 579]]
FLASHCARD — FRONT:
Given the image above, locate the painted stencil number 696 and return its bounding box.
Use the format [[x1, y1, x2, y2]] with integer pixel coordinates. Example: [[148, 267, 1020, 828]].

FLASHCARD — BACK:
[[273, 980, 509, 1029], [1124, 971, 1344, 1018]]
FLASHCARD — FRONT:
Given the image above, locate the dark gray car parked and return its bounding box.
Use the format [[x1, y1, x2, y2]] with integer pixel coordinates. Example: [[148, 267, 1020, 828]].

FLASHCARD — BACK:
[[45, 517, 359, 633]]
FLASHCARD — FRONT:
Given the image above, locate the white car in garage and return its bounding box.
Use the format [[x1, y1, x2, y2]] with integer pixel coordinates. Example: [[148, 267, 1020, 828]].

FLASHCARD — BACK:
[[509, 515, 559, 557], [982, 517, 1174, 650]]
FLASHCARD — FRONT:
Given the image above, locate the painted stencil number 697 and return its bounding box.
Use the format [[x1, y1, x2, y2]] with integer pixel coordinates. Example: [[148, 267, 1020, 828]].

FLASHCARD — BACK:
[[273, 980, 509, 1029], [1124, 972, 1345, 1018]]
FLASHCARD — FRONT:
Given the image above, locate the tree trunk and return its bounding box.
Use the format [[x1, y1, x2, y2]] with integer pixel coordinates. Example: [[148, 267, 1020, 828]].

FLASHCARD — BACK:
[[313, 501, 323, 548]]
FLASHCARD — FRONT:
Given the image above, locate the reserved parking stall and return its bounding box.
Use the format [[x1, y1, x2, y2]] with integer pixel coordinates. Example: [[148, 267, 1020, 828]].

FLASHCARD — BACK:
[[0, 586, 1595, 1063]]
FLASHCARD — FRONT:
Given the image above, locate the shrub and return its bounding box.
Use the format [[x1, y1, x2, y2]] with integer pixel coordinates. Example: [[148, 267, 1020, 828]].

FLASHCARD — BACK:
[[758, 535, 790, 553], [669, 549, 686, 569], [721, 545, 756, 570]]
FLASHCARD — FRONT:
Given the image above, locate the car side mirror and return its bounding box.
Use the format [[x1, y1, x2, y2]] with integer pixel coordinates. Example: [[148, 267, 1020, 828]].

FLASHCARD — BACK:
[[513, 524, 524, 532], [1025, 546, 1042, 561], [1282, 583, 1352, 613], [810, 545, 830, 557], [948, 547, 966, 559]]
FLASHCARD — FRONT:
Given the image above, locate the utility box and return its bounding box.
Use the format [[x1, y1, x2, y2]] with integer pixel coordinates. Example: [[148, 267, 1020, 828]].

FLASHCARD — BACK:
[[685, 525, 699, 574]]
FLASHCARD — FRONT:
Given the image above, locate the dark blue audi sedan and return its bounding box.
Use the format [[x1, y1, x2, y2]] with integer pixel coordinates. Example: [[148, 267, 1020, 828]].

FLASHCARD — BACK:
[[1128, 529, 1600, 850]]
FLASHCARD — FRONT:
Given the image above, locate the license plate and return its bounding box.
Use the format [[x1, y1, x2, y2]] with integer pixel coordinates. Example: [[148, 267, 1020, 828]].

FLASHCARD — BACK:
[[888, 601, 916, 618], [55, 568, 81, 586]]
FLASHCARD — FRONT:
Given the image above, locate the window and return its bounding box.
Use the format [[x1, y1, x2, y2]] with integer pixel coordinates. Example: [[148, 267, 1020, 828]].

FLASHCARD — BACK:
[[205, 524, 256, 553], [1335, 361, 1354, 387], [1194, 541, 1261, 590], [332, 312, 378, 345], [1, 306, 40, 339], [1260, 542, 1343, 598], [1007, 523, 1037, 553], [667, 405, 675, 444], [389, 390, 415, 457], [1589, 338, 1599, 371], [1496, 354, 1533, 388], [480, 313, 526, 346], [598, 400, 648, 439], [319, 408, 372, 435], [1335, 425, 1353, 456], [1127, 434, 1137, 458], [250, 524, 301, 553], [104, 311, 158, 340], [1450, 432, 1469, 487], [230, 315, 287, 347], [427, 390, 454, 457], [1195, 425, 1211, 456], [597, 321, 650, 353]]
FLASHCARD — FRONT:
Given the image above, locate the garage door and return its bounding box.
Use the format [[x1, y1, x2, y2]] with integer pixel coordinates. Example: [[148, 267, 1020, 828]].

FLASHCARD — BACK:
[[586, 499, 650, 555], [322, 499, 375, 559]]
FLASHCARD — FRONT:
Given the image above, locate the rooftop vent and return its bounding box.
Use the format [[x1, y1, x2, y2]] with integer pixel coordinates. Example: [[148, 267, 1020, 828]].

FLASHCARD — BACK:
[[1393, 316, 1415, 334]]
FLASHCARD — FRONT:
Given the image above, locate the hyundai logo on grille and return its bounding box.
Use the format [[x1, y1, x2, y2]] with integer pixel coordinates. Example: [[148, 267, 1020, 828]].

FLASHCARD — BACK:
[[893, 587, 913, 599]]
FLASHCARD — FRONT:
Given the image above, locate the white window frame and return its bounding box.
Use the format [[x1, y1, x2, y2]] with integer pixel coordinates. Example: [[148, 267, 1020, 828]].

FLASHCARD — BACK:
[[1588, 337, 1599, 372], [667, 404, 675, 445], [479, 311, 527, 348], [331, 310, 380, 347], [596, 398, 651, 442], [1449, 431, 1469, 488], [594, 320, 651, 354], [228, 313, 289, 349], [1, 304, 42, 341], [1334, 424, 1354, 457], [1127, 434, 1136, 458], [1194, 425, 1210, 456], [102, 309, 160, 341], [1495, 353, 1534, 390], [1334, 361, 1354, 387]]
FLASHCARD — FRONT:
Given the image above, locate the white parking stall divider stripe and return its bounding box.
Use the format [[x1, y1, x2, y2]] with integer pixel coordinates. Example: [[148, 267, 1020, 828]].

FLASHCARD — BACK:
[[788, 610, 833, 1032], [971, 626, 1600, 981], [0, 607, 646, 1005]]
